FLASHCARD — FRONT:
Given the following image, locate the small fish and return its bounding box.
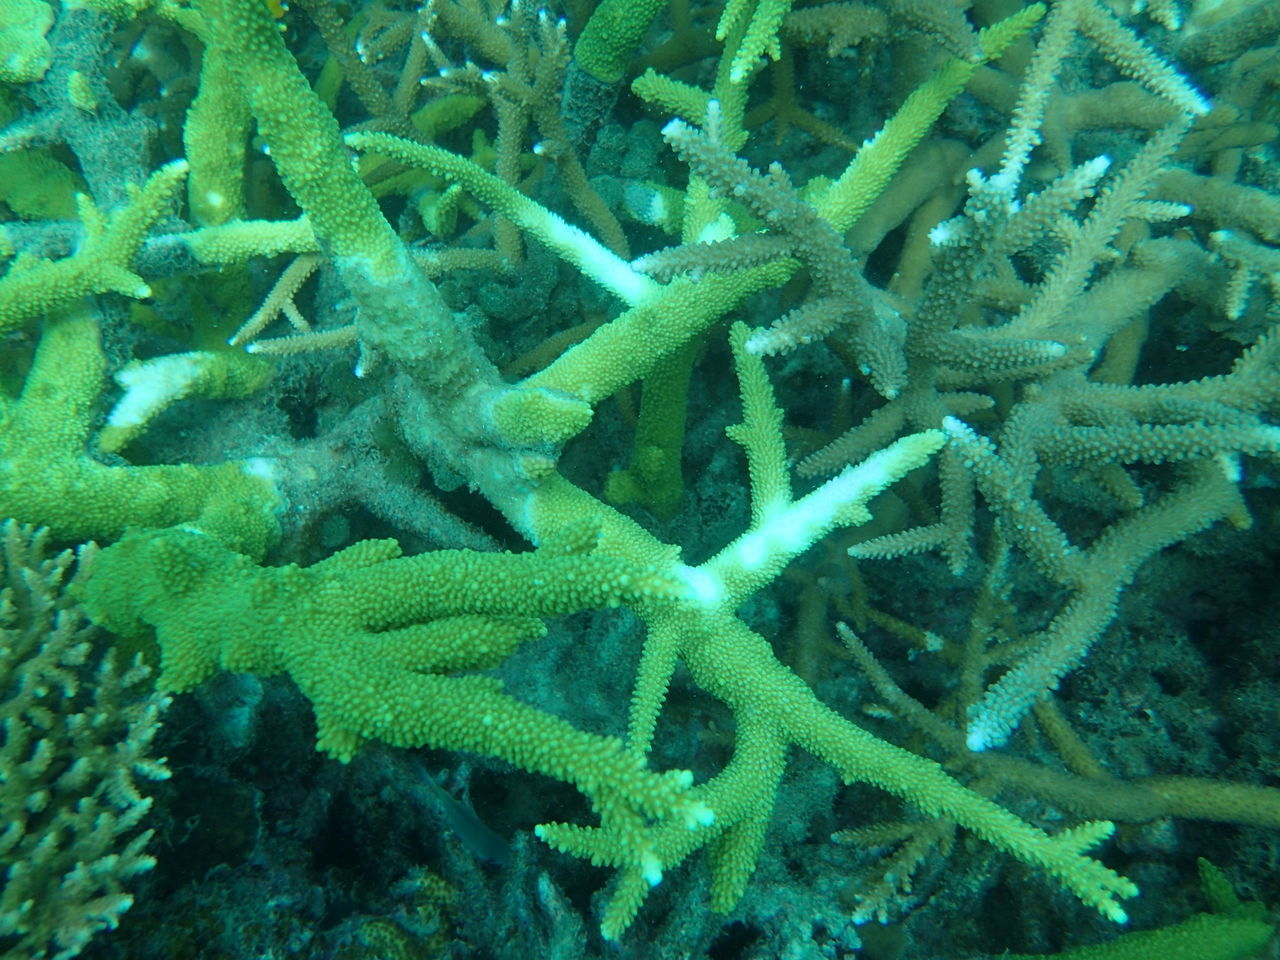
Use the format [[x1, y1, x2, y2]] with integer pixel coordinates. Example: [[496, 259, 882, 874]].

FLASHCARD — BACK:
[[415, 760, 511, 867]]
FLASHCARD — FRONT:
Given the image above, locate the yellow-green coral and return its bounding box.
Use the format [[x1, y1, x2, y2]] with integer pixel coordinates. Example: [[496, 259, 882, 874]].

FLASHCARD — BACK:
[[1005, 860, 1274, 960], [0, 311, 282, 557], [98, 350, 274, 454], [0, 161, 188, 334], [0, 0, 51, 83], [78, 524, 704, 830], [0, 0, 1271, 950]]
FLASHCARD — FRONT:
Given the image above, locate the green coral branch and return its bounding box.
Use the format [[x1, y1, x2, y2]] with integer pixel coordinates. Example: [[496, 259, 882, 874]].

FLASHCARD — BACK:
[[510, 418, 1139, 934], [78, 523, 712, 824], [98, 350, 273, 454], [521, 264, 791, 404], [0, 161, 187, 334], [1004, 860, 1274, 960], [0, 311, 281, 557], [179, 217, 319, 265], [817, 3, 1045, 233], [347, 131, 659, 306], [200, 0, 495, 397], [199, 0, 400, 275], [572, 0, 668, 84]]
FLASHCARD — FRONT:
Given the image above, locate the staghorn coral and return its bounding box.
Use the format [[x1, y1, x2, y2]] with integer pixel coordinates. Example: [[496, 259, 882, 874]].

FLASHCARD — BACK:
[[0, 0, 1275, 956]]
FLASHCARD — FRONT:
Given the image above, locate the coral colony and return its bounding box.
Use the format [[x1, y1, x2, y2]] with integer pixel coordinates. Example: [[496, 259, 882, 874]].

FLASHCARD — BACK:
[[0, 0, 1277, 955]]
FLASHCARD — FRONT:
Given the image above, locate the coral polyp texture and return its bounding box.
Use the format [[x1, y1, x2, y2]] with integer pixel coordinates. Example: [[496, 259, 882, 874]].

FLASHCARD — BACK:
[[0, 0, 1276, 956]]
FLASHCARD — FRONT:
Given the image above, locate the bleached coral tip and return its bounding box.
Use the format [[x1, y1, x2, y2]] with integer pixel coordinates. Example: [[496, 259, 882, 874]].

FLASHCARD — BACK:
[[965, 726, 991, 752], [641, 851, 663, 887], [676, 563, 721, 607], [929, 222, 951, 245], [688, 802, 715, 827]]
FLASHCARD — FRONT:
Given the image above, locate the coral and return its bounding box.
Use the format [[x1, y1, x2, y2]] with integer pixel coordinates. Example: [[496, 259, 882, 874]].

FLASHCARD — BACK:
[[0, 0, 1275, 955], [0, 0, 52, 84], [0, 522, 169, 960], [0, 163, 188, 334], [999, 860, 1274, 959], [0, 312, 281, 556]]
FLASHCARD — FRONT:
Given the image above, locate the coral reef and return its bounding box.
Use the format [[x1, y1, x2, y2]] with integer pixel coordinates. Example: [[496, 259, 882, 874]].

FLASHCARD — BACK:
[[0, 0, 1276, 956]]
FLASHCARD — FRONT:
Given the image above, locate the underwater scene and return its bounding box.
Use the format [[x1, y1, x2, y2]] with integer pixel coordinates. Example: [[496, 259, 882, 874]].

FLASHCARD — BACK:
[[0, 0, 1278, 956]]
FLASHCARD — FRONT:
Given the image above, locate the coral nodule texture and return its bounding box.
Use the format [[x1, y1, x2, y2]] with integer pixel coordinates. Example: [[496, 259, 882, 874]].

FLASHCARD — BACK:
[[0, 0, 1276, 956]]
